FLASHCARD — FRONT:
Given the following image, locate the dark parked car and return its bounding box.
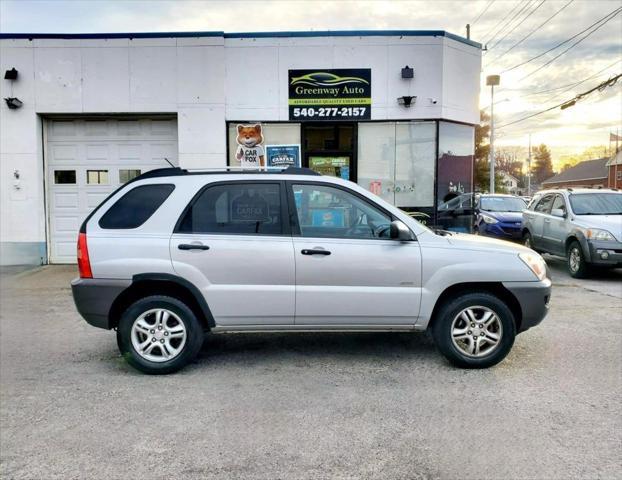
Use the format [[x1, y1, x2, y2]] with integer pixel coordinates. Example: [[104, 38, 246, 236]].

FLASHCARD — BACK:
[[474, 194, 527, 241]]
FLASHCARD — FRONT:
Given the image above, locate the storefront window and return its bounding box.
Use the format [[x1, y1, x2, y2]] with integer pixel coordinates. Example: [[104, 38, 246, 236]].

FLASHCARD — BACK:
[[436, 122, 475, 232], [228, 123, 301, 169], [357, 121, 435, 220]]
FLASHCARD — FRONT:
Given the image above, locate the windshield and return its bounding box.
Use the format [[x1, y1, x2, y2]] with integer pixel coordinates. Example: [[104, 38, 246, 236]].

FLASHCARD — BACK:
[[480, 196, 527, 212], [569, 193, 622, 215]]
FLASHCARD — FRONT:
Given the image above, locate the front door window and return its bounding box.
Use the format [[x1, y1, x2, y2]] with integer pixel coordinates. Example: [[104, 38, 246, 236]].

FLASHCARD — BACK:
[[291, 183, 392, 239]]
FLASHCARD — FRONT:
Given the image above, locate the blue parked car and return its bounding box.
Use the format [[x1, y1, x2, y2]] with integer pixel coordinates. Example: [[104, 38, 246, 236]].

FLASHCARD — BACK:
[[474, 194, 527, 241]]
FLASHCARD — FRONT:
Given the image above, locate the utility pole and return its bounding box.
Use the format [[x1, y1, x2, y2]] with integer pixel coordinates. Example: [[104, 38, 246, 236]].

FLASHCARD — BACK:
[[466, 24, 471, 40], [486, 75, 500, 193], [527, 134, 532, 196]]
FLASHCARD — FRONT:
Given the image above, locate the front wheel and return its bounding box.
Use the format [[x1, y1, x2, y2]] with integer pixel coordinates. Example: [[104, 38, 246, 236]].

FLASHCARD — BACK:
[[567, 240, 590, 278], [431, 293, 516, 368], [117, 295, 204, 374]]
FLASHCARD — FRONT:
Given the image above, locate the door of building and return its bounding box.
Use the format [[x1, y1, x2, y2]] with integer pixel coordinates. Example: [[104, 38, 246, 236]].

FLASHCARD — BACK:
[[302, 123, 356, 181], [46, 117, 178, 263]]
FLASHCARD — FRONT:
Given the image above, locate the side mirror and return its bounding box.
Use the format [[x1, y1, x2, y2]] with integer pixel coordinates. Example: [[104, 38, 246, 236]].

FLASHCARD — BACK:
[[390, 220, 415, 241], [551, 208, 565, 218]]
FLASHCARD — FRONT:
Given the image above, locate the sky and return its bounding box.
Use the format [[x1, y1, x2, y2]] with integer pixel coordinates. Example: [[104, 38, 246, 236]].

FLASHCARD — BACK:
[[1, 0, 621, 165]]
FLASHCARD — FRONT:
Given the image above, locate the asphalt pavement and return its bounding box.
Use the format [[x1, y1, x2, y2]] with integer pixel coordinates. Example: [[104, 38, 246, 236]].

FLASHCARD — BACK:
[[1, 261, 620, 479]]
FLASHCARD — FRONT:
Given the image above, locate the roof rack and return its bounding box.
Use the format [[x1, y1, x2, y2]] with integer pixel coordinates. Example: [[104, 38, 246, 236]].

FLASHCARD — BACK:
[[133, 165, 321, 180]]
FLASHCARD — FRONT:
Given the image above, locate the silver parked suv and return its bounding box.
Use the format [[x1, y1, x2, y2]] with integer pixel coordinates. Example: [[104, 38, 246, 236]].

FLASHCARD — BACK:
[[72, 167, 551, 374], [522, 188, 622, 278]]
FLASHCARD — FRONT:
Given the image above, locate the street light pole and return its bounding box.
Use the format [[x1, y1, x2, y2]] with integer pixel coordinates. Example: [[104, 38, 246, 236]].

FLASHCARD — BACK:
[[486, 75, 500, 194]]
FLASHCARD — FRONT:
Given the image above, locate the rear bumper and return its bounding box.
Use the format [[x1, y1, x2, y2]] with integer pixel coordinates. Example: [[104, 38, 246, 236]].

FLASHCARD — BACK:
[[503, 278, 552, 333], [71, 277, 130, 329]]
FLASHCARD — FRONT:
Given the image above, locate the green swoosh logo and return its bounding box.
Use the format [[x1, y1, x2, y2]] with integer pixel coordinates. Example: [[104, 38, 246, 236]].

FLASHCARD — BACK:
[[291, 72, 369, 87]]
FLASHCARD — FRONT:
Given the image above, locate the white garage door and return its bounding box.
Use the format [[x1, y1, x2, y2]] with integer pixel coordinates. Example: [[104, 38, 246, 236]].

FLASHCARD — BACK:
[[46, 117, 178, 263]]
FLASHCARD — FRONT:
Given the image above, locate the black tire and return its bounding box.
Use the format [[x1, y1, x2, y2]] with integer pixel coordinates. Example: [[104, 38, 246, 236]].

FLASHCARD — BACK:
[[567, 240, 590, 279], [117, 295, 204, 374], [431, 292, 516, 369]]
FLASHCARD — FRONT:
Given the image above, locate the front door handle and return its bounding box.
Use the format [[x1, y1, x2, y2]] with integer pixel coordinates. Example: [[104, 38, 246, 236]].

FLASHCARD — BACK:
[[178, 243, 210, 251], [301, 249, 331, 256]]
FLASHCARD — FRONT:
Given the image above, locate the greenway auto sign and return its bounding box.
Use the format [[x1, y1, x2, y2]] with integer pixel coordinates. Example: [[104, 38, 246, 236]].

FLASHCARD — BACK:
[[288, 69, 371, 121]]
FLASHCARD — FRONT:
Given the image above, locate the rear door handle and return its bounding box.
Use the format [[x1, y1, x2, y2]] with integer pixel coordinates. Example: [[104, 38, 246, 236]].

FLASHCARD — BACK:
[[301, 249, 331, 256], [178, 243, 210, 251]]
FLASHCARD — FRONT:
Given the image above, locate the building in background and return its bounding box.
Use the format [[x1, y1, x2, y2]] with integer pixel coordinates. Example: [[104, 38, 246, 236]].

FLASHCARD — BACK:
[[541, 157, 609, 190], [0, 30, 481, 265], [498, 171, 520, 195], [606, 150, 622, 189]]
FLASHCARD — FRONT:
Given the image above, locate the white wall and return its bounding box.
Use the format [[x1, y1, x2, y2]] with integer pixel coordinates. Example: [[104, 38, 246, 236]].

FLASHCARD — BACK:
[[225, 34, 480, 124], [0, 32, 480, 263]]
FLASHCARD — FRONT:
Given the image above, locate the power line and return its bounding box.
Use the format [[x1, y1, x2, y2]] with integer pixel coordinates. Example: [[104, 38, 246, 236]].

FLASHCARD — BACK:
[[481, 0, 523, 43], [520, 59, 620, 98], [472, 0, 495, 25], [486, 0, 574, 66], [486, 0, 546, 53], [518, 8, 622, 81], [485, 0, 534, 47], [497, 74, 621, 128], [500, 6, 622, 74]]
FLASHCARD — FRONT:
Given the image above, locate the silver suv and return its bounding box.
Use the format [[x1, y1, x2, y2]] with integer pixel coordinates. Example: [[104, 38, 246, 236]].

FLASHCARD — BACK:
[[522, 188, 622, 278], [72, 167, 551, 374]]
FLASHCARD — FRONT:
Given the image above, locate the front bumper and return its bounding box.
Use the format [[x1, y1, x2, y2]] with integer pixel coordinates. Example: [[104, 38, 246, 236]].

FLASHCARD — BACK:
[[503, 277, 552, 333], [586, 240, 622, 267], [480, 221, 523, 240], [71, 277, 131, 329]]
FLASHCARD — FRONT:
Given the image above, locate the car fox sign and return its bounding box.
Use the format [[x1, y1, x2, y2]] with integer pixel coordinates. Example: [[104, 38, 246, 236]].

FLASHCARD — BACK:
[[288, 69, 371, 121]]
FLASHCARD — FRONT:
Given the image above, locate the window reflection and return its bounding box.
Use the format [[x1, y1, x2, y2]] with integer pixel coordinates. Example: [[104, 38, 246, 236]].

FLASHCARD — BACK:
[[436, 122, 475, 232]]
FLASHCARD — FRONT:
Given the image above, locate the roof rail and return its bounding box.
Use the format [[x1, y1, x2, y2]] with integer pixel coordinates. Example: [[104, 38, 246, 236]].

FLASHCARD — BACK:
[[184, 166, 321, 176], [133, 165, 321, 180]]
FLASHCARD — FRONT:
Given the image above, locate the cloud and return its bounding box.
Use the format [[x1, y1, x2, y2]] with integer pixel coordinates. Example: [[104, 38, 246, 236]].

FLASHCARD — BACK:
[[1, 0, 620, 153]]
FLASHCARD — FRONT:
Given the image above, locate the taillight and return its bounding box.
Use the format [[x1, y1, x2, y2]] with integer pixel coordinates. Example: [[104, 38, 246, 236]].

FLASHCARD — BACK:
[[77, 232, 93, 278]]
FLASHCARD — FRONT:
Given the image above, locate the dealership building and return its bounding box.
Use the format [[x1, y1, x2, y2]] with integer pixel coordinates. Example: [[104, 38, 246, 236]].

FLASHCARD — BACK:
[[0, 30, 481, 265]]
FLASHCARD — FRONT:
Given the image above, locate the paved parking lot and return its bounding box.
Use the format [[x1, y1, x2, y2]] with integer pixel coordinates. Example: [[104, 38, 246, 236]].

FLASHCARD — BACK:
[[1, 261, 621, 479]]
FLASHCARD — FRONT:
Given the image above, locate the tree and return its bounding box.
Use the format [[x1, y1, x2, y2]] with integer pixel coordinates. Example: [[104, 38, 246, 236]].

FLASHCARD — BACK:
[[558, 145, 609, 172], [474, 110, 505, 193], [531, 144, 554, 184]]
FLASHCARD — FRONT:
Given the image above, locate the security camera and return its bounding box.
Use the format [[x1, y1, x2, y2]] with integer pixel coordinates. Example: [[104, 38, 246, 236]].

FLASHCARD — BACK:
[[428, 98, 438, 105]]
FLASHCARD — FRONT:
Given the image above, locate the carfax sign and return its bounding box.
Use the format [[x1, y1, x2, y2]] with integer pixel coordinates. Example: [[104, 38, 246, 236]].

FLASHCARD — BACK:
[[265, 144, 301, 168], [288, 69, 371, 121]]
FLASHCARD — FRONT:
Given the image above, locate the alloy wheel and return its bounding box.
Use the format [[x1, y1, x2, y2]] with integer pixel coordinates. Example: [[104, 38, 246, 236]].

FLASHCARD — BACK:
[[131, 308, 187, 362], [450, 306, 503, 358], [568, 247, 581, 273]]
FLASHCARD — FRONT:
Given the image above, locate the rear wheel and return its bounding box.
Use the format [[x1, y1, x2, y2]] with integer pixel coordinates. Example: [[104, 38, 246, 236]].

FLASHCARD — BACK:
[[567, 240, 590, 278], [431, 292, 516, 368], [117, 295, 204, 374]]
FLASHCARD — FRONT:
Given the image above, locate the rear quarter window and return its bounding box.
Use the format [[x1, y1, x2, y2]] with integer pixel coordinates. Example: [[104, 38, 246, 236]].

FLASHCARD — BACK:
[[99, 184, 175, 229]]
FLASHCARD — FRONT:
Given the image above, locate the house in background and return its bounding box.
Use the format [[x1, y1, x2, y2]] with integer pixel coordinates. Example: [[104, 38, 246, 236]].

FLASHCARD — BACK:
[[606, 150, 622, 188], [498, 171, 519, 194], [541, 157, 609, 189]]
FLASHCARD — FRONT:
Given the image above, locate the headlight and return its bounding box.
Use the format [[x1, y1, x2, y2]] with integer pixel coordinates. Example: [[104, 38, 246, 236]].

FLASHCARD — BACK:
[[481, 213, 498, 224], [519, 252, 547, 280], [581, 228, 616, 241]]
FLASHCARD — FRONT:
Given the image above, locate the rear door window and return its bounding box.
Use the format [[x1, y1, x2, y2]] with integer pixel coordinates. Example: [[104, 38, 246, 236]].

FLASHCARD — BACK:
[[177, 182, 284, 235], [99, 184, 175, 229]]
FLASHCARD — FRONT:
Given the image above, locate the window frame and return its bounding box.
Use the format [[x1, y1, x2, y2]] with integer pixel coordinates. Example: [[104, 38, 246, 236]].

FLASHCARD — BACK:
[[98, 183, 175, 230], [550, 194, 567, 214], [534, 194, 555, 214], [285, 180, 400, 240], [173, 180, 291, 236]]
